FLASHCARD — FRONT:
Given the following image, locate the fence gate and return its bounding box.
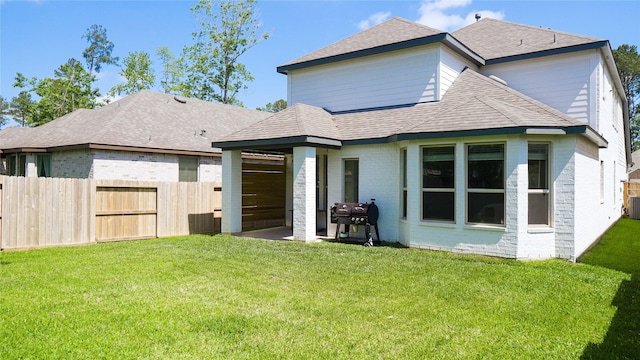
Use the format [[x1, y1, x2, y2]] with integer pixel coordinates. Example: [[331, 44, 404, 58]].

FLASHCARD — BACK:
[[95, 186, 157, 242]]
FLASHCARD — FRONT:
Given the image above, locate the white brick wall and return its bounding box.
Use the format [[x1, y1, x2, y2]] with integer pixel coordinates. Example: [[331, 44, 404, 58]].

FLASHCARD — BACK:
[[327, 135, 615, 260], [327, 143, 401, 241], [49, 149, 221, 182], [293, 147, 316, 241]]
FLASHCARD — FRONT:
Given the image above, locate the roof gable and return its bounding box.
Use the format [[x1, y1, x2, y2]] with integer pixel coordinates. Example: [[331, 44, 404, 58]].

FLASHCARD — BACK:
[[217, 103, 341, 149], [278, 17, 450, 73], [452, 18, 605, 63]]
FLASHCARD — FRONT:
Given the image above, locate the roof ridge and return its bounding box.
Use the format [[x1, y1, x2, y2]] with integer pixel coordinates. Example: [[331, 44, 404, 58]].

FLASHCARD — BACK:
[[474, 96, 528, 127], [294, 103, 306, 135], [471, 18, 603, 42]]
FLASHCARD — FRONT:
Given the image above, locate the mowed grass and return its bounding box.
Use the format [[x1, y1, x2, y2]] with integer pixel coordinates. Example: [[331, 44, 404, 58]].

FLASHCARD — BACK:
[[0, 220, 637, 359]]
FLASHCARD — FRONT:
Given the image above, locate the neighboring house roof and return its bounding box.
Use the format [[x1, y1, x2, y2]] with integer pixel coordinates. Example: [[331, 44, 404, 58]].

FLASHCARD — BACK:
[[212, 69, 606, 151], [629, 150, 640, 174], [277, 17, 483, 74], [0, 90, 270, 155], [452, 18, 607, 64]]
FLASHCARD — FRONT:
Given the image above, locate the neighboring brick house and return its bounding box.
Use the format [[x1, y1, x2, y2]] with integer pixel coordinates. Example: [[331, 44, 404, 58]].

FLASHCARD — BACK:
[[629, 150, 640, 182], [0, 90, 273, 182], [213, 17, 631, 260]]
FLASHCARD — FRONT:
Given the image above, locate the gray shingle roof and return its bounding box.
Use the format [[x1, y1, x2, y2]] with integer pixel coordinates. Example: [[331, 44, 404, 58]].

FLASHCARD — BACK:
[[213, 69, 593, 149], [629, 150, 640, 174], [0, 90, 270, 154], [278, 17, 446, 72], [452, 18, 604, 61], [218, 103, 340, 145]]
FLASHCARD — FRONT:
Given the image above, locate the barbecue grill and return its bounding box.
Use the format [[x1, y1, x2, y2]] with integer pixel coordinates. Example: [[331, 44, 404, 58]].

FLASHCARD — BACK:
[[330, 199, 380, 246]]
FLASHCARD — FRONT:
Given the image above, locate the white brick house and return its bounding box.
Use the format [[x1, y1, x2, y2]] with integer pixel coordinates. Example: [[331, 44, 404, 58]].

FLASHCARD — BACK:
[[213, 17, 631, 260], [0, 90, 272, 182]]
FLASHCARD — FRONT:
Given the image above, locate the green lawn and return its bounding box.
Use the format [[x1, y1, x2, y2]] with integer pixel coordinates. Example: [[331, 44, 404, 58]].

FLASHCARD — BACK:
[[0, 219, 638, 359]]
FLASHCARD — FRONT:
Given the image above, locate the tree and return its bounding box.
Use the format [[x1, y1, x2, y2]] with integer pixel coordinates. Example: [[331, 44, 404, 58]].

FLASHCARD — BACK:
[[109, 51, 156, 96], [9, 91, 34, 127], [0, 96, 9, 128], [12, 59, 100, 127], [156, 46, 185, 94], [256, 99, 286, 113], [612, 44, 640, 151], [178, 0, 268, 105], [82, 24, 119, 75]]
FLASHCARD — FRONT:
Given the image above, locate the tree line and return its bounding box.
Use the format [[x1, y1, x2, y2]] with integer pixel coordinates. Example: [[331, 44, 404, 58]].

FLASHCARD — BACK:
[[0, 0, 285, 129]]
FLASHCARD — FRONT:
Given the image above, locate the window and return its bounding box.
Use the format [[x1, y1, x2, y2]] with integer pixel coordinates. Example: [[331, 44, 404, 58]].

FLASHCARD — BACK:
[[178, 156, 199, 182], [528, 143, 549, 226], [422, 146, 455, 221], [401, 149, 407, 219], [37, 154, 51, 178], [18, 154, 26, 176], [6, 154, 26, 176], [344, 159, 359, 203], [7, 155, 16, 176], [467, 144, 504, 225]]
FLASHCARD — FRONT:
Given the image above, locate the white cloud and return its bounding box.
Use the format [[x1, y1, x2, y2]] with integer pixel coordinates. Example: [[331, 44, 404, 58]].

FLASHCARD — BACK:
[[416, 0, 504, 32], [358, 11, 392, 30]]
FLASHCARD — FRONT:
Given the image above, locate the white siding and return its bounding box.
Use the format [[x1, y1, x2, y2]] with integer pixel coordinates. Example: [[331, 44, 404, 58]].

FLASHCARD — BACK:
[[439, 47, 478, 98], [288, 45, 439, 112], [481, 51, 597, 125]]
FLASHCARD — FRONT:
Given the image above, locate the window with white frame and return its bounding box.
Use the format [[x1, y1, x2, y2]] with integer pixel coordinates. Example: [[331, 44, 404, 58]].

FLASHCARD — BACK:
[[528, 143, 550, 226], [422, 146, 455, 222], [343, 159, 359, 203], [401, 149, 407, 219], [467, 144, 504, 225]]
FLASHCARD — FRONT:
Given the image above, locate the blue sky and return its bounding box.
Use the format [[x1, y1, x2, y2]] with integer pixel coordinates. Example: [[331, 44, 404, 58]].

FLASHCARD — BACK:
[[1, 0, 639, 128]]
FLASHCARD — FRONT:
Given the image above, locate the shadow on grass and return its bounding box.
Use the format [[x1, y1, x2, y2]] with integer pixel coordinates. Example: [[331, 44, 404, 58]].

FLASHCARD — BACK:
[[326, 238, 408, 249], [579, 218, 640, 359]]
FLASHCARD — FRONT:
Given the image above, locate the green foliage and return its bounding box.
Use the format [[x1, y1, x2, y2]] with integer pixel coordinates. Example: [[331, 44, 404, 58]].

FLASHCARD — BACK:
[[0, 96, 8, 128], [109, 51, 156, 96], [12, 59, 100, 127], [9, 91, 35, 127], [613, 44, 640, 151], [175, 0, 269, 105], [82, 24, 119, 74], [0, 228, 635, 358], [156, 46, 185, 94], [256, 98, 287, 112]]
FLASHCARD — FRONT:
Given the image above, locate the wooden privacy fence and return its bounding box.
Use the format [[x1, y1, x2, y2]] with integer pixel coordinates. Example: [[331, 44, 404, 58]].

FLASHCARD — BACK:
[[0, 176, 222, 250], [623, 181, 640, 214]]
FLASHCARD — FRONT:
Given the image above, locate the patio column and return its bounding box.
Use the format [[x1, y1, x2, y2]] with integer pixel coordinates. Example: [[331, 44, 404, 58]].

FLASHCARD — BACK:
[[293, 146, 316, 241], [222, 149, 242, 234]]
